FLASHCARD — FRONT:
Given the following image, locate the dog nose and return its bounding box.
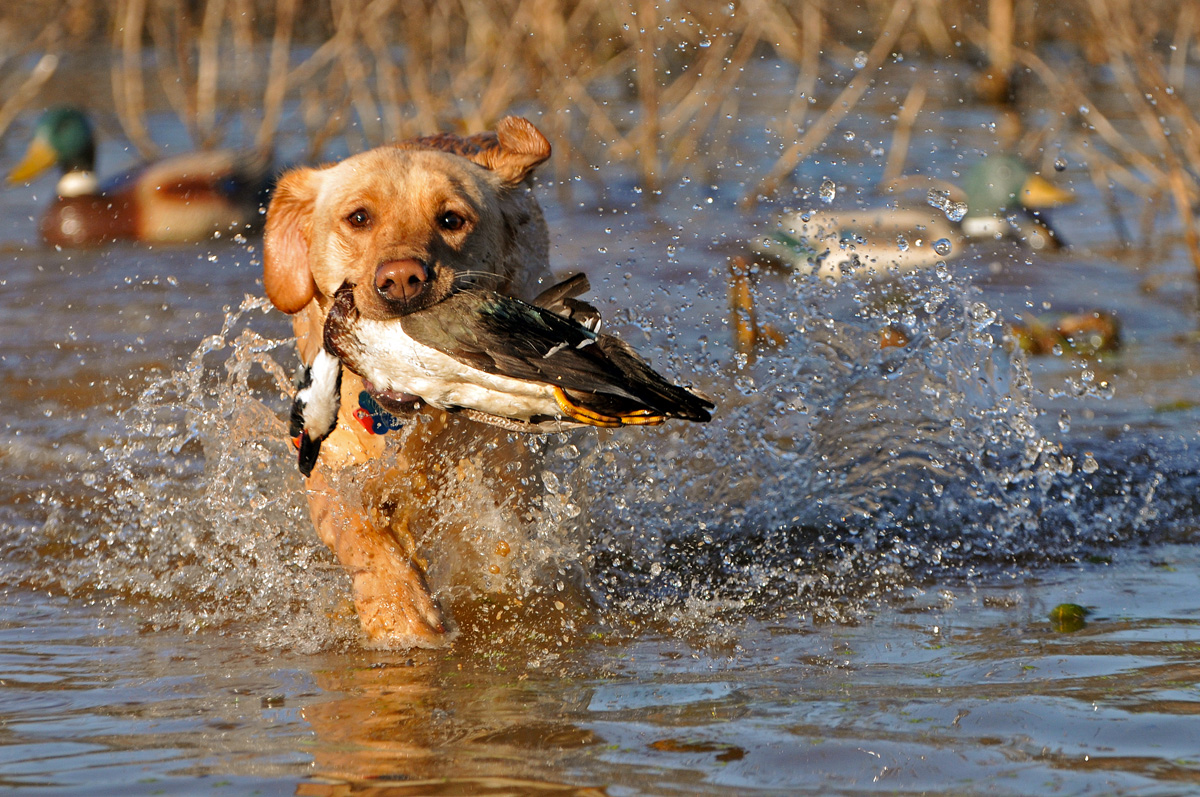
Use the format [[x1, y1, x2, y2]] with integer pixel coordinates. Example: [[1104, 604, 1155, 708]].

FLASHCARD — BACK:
[[375, 259, 430, 303]]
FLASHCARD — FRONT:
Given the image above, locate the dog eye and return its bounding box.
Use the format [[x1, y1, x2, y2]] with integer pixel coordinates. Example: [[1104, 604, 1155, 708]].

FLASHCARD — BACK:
[[438, 211, 467, 232], [346, 208, 372, 229]]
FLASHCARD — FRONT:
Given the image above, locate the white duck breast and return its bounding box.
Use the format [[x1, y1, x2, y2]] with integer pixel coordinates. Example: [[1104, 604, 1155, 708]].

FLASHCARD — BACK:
[[340, 315, 564, 421]]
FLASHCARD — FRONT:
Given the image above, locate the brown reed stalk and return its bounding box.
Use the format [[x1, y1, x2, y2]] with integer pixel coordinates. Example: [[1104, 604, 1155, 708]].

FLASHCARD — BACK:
[[1087, 0, 1200, 274], [913, 0, 954, 55], [665, 29, 761, 178], [194, 0, 225, 148], [256, 0, 297, 152], [748, 0, 914, 204], [780, 0, 823, 137], [880, 77, 927, 188], [0, 52, 59, 141], [981, 0, 1014, 101], [329, 0, 382, 147], [1169, 3, 1194, 91], [1015, 47, 1172, 190], [146, 3, 192, 139], [112, 0, 157, 158], [631, 0, 663, 190], [229, 0, 257, 117]]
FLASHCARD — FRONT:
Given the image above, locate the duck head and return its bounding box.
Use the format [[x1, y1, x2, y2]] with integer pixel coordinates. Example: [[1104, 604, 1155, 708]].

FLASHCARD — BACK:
[[962, 155, 1073, 218], [8, 107, 97, 195]]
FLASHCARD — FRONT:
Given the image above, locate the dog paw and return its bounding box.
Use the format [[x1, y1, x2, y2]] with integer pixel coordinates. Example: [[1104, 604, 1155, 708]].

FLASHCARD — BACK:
[[351, 563, 447, 647]]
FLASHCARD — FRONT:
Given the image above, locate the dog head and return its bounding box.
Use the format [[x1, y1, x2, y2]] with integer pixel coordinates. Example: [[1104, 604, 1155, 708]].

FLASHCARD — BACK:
[[263, 116, 552, 321]]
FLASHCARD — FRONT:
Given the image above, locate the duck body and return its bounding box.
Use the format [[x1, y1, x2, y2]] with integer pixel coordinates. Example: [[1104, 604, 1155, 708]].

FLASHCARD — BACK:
[[760, 207, 961, 281], [323, 279, 713, 433], [9, 107, 271, 247], [757, 156, 1073, 281], [286, 274, 616, 475]]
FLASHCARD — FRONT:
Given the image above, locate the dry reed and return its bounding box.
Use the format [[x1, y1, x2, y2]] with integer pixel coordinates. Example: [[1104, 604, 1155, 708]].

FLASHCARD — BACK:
[[0, 0, 1199, 269]]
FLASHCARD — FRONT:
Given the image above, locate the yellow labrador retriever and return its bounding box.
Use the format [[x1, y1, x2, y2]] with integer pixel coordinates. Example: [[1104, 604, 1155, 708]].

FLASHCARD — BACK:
[[262, 117, 554, 646]]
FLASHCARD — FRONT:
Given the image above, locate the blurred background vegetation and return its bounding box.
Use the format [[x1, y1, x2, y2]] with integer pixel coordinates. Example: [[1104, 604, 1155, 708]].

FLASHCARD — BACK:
[[1, 0, 1199, 260]]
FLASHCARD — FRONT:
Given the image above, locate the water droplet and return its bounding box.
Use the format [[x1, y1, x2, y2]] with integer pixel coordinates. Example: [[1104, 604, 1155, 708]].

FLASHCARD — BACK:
[[699, 38, 712, 48], [819, 179, 837, 204], [843, 130, 856, 141], [927, 188, 968, 222], [1054, 156, 1067, 172], [649, 562, 663, 576], [853, 51, 868, 69], [1080, 452, 1099, 474], [1058, 409, 1071, 433], [933, 238, 953, 256]]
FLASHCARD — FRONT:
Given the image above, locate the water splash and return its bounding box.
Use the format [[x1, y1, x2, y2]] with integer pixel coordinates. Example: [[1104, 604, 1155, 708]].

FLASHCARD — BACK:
[[11, 294, 591, 651], [927, 188, 968, 223], [79, 296, 358, 650], [1, 273, 1185, 652], [818, 179, 837, 205], [569, 268, 1169, 636]]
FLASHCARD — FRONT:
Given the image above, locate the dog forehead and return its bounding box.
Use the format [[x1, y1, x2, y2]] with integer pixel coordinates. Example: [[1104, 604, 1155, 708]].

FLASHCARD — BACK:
[[318, 147, 495, 210]]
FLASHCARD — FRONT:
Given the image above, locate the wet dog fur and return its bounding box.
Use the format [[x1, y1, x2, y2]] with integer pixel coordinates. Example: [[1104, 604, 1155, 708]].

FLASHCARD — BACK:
[[262, 117, 554, 646]]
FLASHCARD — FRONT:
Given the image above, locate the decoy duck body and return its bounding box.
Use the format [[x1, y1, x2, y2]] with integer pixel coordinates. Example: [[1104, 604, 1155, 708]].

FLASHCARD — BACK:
[[7, 107, 271, 247], [758, 155, 1074, 281]]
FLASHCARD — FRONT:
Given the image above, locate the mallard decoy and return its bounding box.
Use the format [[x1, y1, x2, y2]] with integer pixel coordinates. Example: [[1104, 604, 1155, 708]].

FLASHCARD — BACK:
[[756, 155, 1074, 281], [6, 106, 272, 247], [958, 154, 1073, 246], [321, 277, 712, 436]]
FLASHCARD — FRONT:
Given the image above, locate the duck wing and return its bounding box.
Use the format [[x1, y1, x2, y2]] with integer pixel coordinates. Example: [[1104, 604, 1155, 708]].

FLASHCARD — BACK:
[[400, 291, 713, 422], [532, 273, 602, 331]]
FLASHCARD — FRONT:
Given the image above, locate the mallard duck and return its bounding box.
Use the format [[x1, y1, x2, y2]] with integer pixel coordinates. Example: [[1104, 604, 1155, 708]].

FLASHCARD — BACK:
[[288, 274, 611, 476], [756, 155, 1074, 281], [7, 106, 272, 247], [320, 277, 713, 437]]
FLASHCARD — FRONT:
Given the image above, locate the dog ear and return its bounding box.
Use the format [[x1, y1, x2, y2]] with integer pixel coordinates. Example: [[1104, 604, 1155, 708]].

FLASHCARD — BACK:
[[263, 167, 323, 314], [477, 117, 551, 187]]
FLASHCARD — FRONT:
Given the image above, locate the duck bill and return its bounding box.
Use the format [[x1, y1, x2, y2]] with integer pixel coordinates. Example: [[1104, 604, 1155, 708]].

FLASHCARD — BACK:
[[7, 136, 56, 184], [1020, 173, 1074, 209]]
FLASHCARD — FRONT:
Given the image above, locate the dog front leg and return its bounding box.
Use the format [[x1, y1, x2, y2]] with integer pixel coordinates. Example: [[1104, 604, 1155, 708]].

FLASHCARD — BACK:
[[304, 469, 446, 646]]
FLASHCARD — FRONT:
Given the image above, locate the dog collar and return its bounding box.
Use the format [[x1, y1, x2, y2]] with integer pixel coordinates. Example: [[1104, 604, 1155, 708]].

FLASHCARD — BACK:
[[353, 390, 404, 435]]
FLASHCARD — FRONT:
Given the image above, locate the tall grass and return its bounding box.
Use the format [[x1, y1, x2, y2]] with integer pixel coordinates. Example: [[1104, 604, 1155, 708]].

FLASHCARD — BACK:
[[2, 0, 1200, 263]]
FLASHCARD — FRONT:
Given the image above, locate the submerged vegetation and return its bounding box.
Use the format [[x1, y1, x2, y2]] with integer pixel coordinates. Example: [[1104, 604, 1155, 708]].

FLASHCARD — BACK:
[[1, 0, 1199, 266]]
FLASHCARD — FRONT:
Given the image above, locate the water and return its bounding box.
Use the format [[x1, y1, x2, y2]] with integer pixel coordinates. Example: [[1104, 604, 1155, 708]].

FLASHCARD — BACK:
[[3, 61, 1200, 794]]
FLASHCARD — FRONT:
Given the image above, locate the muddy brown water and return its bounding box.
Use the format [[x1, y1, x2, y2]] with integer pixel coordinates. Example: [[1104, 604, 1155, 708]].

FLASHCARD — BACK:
[[2, 60, 1200, 795]]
